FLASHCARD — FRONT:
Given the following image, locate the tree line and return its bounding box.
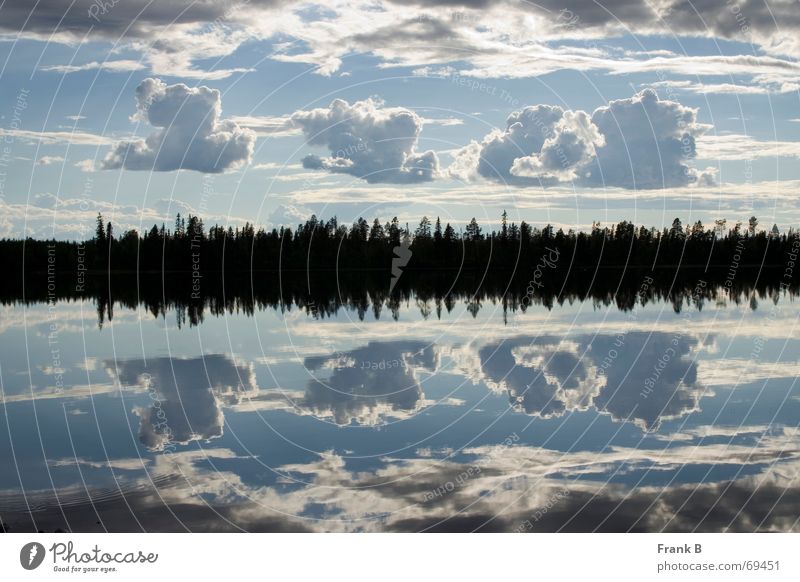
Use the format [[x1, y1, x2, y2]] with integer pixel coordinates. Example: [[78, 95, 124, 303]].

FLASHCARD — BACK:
[[3, 211, 798, 277]]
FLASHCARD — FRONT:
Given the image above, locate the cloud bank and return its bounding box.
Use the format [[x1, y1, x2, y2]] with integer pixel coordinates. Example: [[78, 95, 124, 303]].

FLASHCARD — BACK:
[[5, 1, 800, 90]]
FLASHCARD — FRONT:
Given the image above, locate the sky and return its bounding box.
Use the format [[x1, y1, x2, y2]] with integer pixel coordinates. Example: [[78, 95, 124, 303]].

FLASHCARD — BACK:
[[1, 0, 800, 239]]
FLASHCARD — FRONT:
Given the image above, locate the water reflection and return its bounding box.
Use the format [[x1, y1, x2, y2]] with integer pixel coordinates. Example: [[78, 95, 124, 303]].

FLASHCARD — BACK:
[[302, 341, 439, 425], [2, 434, 798, 532], [590, 333, 702, 431], [479, 333, 702, 430], [5, 271, 796, 328], [109, 355, 257, 450], [100, 333, 706, 437], [1, 292, 798, 533]]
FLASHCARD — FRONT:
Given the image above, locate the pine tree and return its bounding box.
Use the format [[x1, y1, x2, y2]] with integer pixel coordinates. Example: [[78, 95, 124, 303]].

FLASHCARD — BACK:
[[369, 218, 385, 241], [465, 217, 481, 241], [95, 213, 106, 243], [415, 216, 432, 239]]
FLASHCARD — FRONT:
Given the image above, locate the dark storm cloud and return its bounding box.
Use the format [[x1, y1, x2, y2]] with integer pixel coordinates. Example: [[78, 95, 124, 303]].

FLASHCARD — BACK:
[[390, 0, 796, 44], [0, 1, 285, 40]]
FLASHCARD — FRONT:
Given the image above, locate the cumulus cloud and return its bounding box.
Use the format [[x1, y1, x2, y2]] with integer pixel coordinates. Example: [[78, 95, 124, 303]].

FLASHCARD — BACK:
[[470, 104, 564, 183], [101, 78, 256, 173], [587, 89, 709, 188], [291, 98, 439, 184], [450, 90, 710, 189], [589, 333, 702, 431], [510, 110, 604, 182]]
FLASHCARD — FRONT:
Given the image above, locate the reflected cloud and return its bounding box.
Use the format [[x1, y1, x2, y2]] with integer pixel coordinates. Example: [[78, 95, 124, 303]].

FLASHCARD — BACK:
[[3, 431, 799, 532], [481, 338, 603, 418], [479, 333, 703, 430], [301, 341, 439, 425], [590, 333, 702, 431], [107, 355, 257, 451]]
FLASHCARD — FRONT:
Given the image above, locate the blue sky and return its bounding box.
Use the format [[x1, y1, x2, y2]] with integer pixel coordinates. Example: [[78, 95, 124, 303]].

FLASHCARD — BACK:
[[1, 0, 800, 238]]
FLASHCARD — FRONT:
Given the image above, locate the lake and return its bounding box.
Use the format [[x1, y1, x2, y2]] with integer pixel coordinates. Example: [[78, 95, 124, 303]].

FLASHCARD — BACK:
[[1, 284, 798, 532]]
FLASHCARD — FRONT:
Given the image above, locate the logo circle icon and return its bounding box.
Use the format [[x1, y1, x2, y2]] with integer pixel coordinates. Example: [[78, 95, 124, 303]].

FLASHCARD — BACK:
[[20, 542, 46, 570]]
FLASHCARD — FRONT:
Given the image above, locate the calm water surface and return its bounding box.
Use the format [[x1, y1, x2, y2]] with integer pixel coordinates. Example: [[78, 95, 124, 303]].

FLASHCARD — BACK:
[[1, 291, 799, 532]]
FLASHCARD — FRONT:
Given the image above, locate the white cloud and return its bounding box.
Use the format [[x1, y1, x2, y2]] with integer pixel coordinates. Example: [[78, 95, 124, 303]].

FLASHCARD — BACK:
[[36, 155, 65, 166], [697, 134, 800, 161], [511, 110, 604, 182], [0, 128, 112, 146], [229, 115, 300, 137], [0, 1, 284, 79], [0, 197, 255, 240], [463, 103, 565, 184], [649, 79, 800, 96], [291, 98, 440, 184], [587, 89, 710, 189], [451, 89, 711, 189], [40, 59, 145, 74], [101, 78, 256, 173], [258, 2, 800, 91], [266, 203, 312, 227], [74, 159, 95, 172], [49, 457, 149, 471], [447, 140, 482, 182], [7, 1, 800, 88], [132, 24, 260, 80], [251, 162, 303, 172], [419, 116, 464, 127]]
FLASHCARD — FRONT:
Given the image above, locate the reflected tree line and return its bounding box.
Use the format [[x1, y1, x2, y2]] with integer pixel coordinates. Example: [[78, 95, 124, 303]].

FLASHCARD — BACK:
[[1, 212, 798, 327], [1, 269, 795, 329]]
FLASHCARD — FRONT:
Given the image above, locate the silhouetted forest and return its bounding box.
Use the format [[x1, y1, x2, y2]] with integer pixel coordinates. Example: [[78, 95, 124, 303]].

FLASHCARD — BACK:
[[1, 212, 798, 327], [3, 212, 798, 275]]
